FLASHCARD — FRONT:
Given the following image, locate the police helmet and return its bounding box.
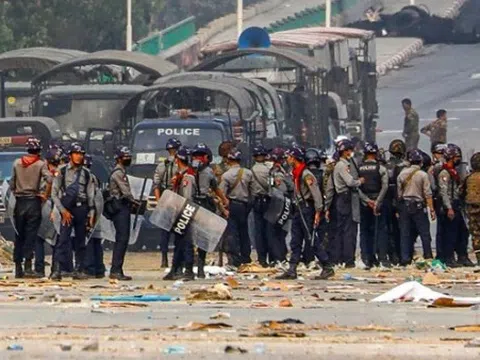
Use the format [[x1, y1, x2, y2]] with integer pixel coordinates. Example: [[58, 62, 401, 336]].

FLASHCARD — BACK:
[[68, 142, 85, 155], [419, 150, 432, 169], [84, 154, 93, 168], [288, 146, 305, 161], [305, 148, 322, 166], [166, 138, 182, 150], [407, 149, 423, 163], [431, 142, 447, 155], [334, 135, 349, 144], [363, 142, 379, 154], [252, 144, 268, 157], [337, 139, 354, 153], [269, 147, 285, 162], [192, 142, 210, 156], [26, 137, 42, 152], [45, 148, 62, 165], [176, 146, 191, 162], [470, 152, 480, 171], [114, 146, 131, 160], [389, 139, 406, 155], [227, 149, 242, 161], [447, 143, 462, 159], [444, 146, 461, 161]]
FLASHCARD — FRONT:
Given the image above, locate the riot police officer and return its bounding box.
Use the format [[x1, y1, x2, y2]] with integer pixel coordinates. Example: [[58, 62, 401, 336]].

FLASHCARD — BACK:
[[11, 137, 52, 278], [385, 139, 409, 264], [153, 138, 182, 268], [51, 143, 95, 280], [277, 146, 334, 280], [267, 147, 291, 264], [251, 145, 271, 267], [326, 139, 365, 268], [438, 146, 474, 267], [108, 146, 136, 281], [164, 146, 197, 280], [220, 149, 253, 268], [191, 143, 229, 278], [358, 143, 390, 268], [84, 154, 106, 278], [397, 149, 435, 265], [430, 142, 447, 261]]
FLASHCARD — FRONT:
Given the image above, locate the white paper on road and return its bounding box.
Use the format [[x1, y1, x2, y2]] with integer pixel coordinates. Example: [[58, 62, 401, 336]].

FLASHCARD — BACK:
[[371, 281, 480, 305]]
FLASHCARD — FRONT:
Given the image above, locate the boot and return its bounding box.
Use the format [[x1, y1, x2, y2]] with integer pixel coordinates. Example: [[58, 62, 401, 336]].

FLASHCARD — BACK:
[[24, 259, 39, 278], [161, 252, 169, 268], [109, 270, 132, 281], [183, 265, 195, 281], [445, 258, 460, 268], [72, 268, 90, 280], [197, 259, 206, 279], [276, 265, 297, 280], [458, 256, 476, 268], [163, 267, 182, 281], [50, 262, 62, 281], [15, 262, 24, 279], [476, 253, 480, 266], [314, 264, 335, 280]]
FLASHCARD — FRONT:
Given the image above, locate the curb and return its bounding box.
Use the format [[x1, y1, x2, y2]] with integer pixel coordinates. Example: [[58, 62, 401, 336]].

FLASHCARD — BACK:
[[444, 0, 468, 19], [376, 38, 424, 76]]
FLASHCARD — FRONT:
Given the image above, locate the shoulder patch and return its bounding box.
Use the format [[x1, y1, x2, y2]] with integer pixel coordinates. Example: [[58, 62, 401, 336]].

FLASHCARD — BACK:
[[183, 178, 190, 187], [305, 175, 315, 186]]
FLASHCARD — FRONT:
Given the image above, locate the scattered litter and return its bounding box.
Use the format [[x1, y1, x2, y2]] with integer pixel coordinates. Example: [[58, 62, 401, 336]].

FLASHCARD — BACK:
[[177, 322, 232, 331], [325, 285, 369, 294], [109, 279, 118, 285], [278, 298, 293, 307], [90, 295, 178, 302], [96, 302, 149, 308], [353, 325, 396, 332], [225, 277, 239, 289], [422, 272, 441, 286], [187, 284, 232, 301], [81, 341, 99, 352], [172, 280, 183, 290], [260, 319, 305, 330], [343, 273, 353, 281], [329, 296, 358, 302], [238, 264, 277, 274], [450, 325, 480, 332], [224, 345, 248, 354], [372, 281, 480, 305], [254, 343, 266, 354], [59, 344, 72, 351], [465, 338, 480, 347], [430, 298, 471, 308], [210, 312, 231, 320], [250, 301, 270, 308], [259, 281, 303, 291], [6, 344, 23, 351], [431, 259, 447, 272], [163, 345, 185, 355], [260, 318, 304, 326], [248, 331, 306, 338], [54, 295, 82, 303]]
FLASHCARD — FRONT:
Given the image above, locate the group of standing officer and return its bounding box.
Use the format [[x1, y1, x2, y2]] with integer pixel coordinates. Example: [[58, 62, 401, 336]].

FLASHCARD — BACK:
[[11, 137, 137, 281]]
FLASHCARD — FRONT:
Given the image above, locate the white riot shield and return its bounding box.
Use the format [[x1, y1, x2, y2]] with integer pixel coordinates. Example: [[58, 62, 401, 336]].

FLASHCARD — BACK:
[[99, 215, 144, 245], [37, 200, 57, 246], [127, 175, 153, 201], [149, 190, 228, 252], [86, 191, 104, 243], [2, 181, 17, 235], [264, 188, 292, 231]]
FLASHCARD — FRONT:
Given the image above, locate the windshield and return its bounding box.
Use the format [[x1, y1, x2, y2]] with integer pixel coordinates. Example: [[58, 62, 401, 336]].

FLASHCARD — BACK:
[[40, 98, 129, 137], [0, 152, 24, 180], [132, 127, 224, 155]]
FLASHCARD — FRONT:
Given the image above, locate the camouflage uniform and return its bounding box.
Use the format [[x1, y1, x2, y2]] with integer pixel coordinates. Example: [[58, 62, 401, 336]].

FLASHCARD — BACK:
[[465, 170, 480, 262], [421, 118, 447, 146], [403, 108, 420, 151]]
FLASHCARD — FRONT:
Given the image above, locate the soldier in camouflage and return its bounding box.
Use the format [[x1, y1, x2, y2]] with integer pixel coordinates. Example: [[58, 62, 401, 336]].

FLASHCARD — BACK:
[[421, 109, 448, 147], [401, 98, 420, 151], [465, 152, 480, 265]]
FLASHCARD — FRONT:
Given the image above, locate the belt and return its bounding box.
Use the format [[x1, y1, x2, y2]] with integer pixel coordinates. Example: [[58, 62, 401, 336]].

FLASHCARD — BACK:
[[401, 197, 423, 203], [229, 198, 248, 205]]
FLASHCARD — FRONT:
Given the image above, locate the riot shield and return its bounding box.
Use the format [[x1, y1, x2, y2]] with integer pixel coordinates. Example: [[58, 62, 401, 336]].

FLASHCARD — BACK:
[[99, 215, 144, 245], [37, 200, 57, 246], [149, 190, 227, 252], [263, 188, 292, 231], [127, 175, 153, 200], [86, 191, 104, 243], [2, 181, 17, 235]]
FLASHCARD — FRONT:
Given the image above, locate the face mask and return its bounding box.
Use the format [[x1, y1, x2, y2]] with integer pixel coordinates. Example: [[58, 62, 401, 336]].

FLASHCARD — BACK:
[[454, 159, 461, 166], [122, 158, 132, 167], [167, 155, 175, 163], [191, 159, 201, 169]]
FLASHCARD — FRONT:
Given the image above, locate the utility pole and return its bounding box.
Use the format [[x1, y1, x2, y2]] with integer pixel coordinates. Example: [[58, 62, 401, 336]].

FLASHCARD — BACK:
[[126, 0, 133, 51], [325, 0, 331, 28], [237, 0, 243, 38]]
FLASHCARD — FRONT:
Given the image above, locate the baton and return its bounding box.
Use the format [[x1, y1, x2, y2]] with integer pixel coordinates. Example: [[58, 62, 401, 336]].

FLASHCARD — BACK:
[[133, 177, 147, 230], [293, 193, 316, 248]]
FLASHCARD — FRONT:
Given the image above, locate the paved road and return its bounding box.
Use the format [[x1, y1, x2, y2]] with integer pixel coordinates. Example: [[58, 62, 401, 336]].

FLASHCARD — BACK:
[[376, 43, 480, 158]]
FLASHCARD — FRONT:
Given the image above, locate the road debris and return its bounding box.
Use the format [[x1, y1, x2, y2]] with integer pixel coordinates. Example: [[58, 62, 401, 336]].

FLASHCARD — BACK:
[[238, 264, 277, 274], [58, 344, 72, 351], [81, 341, 99, 351], [90, 294, 179, 302], [210, 311, 231, 320], [187, 283, 232, 301], [163, 345, 185, 355], [177, 322, 233, 331], [422, 272, 441, 286], [225, 277, 240, 289], [96, 302, 149, 308], [465, 338, 480, 347], [224, 345, 248, 354], [278, 298, 293, 307], [450, 325, 480, 332], [6, 344, 23, 351]]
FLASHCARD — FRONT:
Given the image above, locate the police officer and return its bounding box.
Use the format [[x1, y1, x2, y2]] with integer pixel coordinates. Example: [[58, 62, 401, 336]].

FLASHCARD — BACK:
[[277, 146, 333, 280], [108, 146, 136, 281], [465, 152, 480, 265], [323, 156, 338, 264], [51, 143, 95, 280], [325, 140, 365, 268], [250, 145, 271, 267], [84, 154, 106, 278], [438, 146, 474, 267], [164, 146, 196, 280], [397, 150, 435, 266], [190, 143, 229, 278], [267, 147, 291, 264], [10, 137, 52, 278], [358, 143, 390, 269], [153, 138, 182, 268], [220, 149, 253, 268], [430, 143, 446, 261], [385, 139, 409, 264]]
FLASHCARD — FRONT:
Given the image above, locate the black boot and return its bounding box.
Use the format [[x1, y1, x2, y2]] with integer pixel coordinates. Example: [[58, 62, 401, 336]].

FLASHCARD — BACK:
[[109, 270, 132, 281], [183, 264, 195, 281], [50, 262, 62, 281], [161, 252, 169, 268], [72, 267, 89, 280], [445, 258, 460, 268], [314, 264, 335, 280], [15, 262, 24, 279], [24, 259, 39, 278], [458, 256, 476, 268], [197, 259, 206, 279], [276, 265, 297, 280], [163, 267, 182, 281]]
